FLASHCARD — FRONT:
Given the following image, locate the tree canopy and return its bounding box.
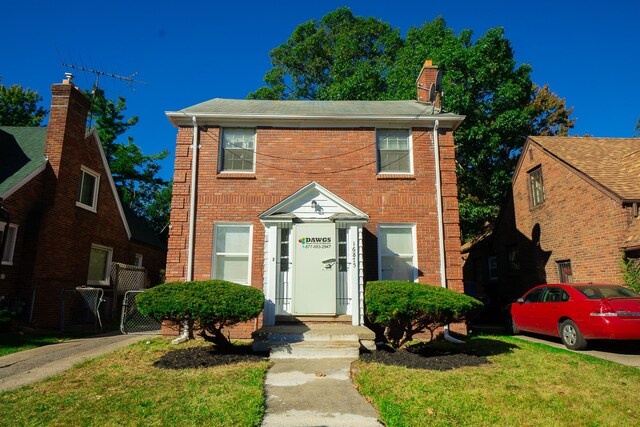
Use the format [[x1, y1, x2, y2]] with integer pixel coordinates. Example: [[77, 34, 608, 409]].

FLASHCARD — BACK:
[[250, 8, 575, 240], [0, 83, 48, 126], [86, 88, 171, 241]]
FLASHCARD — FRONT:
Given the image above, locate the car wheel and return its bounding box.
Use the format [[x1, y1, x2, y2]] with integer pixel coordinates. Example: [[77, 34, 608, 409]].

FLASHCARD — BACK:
[[560, 320, 587, 350]]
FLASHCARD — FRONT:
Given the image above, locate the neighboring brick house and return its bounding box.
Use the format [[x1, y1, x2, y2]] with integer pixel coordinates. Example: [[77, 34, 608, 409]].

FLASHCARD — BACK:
[[462, 136, 640, 320], [165, 61, 466, 337], [0, 76, 167, 328]]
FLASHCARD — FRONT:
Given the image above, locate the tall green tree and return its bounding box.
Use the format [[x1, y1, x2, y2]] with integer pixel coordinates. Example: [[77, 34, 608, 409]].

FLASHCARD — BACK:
[[248, 7, 402, 100], [86, 88, 171, 241], [0, 83, 48, 126], [251, 9, 575, 240]]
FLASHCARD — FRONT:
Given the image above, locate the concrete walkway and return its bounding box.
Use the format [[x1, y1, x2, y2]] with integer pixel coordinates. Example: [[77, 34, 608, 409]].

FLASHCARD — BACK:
[[262, 357, 382, 427], [0, 332, 157, 391]]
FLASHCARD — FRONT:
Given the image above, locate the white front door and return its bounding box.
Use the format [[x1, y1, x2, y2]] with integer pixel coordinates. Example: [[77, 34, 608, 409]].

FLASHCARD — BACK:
[[292, 223, 336, 315]]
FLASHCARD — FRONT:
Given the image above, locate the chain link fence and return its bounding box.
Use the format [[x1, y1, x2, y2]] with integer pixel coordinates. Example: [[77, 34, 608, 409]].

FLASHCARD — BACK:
[[120, 290, 161, 334]]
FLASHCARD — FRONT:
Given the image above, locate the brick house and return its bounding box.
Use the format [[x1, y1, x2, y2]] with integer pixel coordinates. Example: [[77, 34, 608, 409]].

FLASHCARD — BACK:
[[462, 136, 640, 320], [0, 76, 167, 328], [165, 61, 466, 336]]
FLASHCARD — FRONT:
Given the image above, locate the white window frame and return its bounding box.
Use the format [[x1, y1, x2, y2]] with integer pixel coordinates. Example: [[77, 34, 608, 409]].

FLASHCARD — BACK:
[[219, 128, 257, 173], [87, 244, 113, 286], [377, 223, 418, 282], [76, 166, 100, 212], [0, 222, 18, 266], [212, 223, 253, 285], [134, 253, 143, 267], [376, 128, 413, 175]]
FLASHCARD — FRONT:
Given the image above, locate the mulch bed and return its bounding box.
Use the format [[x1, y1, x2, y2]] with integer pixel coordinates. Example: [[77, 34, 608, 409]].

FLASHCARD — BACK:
[[359, 345, 490, 371], [154, 345, 268, 369], [154, 342, 490, 371]]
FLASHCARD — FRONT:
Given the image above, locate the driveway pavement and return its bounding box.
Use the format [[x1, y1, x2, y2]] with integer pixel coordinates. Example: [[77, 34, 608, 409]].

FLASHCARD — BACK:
[[515, 334, 640, 368], [0, 332, 158, 391]]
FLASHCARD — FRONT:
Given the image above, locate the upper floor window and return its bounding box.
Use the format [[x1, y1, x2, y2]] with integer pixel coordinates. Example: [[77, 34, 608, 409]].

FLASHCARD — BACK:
[[220, 128, 256, 172], [77, 166, 100, 212], [0, 222, 18, 265], [528, 166, 544, 207], [377, 129, 412, 174]]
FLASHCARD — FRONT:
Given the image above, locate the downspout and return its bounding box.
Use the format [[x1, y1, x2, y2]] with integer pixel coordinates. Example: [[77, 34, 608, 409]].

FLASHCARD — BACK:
[[433, 120, 464, 344], [173, 115, 199, 344]]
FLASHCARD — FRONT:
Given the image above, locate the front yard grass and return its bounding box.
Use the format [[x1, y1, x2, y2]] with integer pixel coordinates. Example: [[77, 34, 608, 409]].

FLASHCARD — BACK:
[[353, 335, 640, 426], [0, 338, 271, 426]]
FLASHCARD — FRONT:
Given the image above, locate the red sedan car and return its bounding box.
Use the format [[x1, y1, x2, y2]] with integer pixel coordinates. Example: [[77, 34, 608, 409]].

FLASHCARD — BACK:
[[510, 283, 640, 350]]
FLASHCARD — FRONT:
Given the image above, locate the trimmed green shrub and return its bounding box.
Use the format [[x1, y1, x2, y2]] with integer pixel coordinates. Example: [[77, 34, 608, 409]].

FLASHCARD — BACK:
[[136, 280, 264, 347], [365, 280, 483, 348]]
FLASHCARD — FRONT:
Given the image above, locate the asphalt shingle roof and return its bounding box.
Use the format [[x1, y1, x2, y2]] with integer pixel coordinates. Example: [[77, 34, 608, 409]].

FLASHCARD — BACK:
[[0, 126, 48, 197], [530, 136, 640, 201], [178, 98, 447, 117]]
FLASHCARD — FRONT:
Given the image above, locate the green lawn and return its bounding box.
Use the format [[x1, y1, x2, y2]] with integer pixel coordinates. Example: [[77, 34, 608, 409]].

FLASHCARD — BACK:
[[353, 335, 640, 427], [0, 333, 75, 357], [0, 338, 271, 427]]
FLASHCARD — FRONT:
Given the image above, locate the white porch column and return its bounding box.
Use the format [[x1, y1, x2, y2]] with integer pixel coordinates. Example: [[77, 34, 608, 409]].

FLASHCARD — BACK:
[[262, 224, 279, 326]]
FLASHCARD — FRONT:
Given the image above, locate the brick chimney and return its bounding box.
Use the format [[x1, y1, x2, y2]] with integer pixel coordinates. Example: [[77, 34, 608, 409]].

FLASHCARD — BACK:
[[416, 59, 441, 108], [45, 74, 91, 177]]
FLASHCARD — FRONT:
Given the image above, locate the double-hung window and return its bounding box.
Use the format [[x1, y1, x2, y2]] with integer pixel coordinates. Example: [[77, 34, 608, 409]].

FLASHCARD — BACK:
[[77, 166, 100, 211], [0, 222, 18, 265], [378, 224, 417, 281], [220, 128, 256, 172], [213, 224, 252, 285], [377, 129, 412, 174], [87, 244, 112, 286], [528, 166, 544, 207]]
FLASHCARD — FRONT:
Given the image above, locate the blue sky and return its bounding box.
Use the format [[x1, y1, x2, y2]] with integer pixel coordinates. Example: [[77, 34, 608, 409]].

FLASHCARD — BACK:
[[3, 1, 639, 180]]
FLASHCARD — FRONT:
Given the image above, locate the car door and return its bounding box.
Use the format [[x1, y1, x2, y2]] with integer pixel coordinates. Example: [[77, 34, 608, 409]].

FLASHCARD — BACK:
[[536, 287, 567, 335], [514, 287, 545, 333]]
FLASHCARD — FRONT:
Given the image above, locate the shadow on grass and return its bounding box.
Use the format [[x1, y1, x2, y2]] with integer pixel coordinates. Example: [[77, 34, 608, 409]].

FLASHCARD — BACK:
[[154, 344, 269, 369], [359, 337, 519, 371]]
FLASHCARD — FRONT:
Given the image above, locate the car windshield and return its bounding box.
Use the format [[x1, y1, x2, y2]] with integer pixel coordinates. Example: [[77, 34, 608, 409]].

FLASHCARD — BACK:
[[573, 285, 640, 299]]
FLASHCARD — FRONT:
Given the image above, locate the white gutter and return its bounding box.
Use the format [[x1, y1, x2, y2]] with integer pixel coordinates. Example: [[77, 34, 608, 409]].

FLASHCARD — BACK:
[[173, 115, 199, 344], [433, 119, 464, 344]]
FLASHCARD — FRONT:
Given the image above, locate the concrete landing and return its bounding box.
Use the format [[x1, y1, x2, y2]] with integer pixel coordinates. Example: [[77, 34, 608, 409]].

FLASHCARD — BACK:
[[262, 358, 382, 427]]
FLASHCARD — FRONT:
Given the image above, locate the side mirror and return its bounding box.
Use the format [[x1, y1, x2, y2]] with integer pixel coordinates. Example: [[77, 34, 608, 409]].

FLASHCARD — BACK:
[[517, 298, 525, 304]]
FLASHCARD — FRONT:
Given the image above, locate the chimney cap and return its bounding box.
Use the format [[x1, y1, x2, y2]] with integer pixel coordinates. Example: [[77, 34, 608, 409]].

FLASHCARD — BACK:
[[63, 72, 74, 84], [423, 59, 436, 67]]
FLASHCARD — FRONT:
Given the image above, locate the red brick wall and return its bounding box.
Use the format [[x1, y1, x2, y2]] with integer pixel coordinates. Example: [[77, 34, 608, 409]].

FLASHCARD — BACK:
[[512, 142, 630, 285], [167, 124, 463, 337]]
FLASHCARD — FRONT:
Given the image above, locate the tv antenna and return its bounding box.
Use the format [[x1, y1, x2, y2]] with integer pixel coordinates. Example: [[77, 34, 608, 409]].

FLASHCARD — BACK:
[[61, 62, 146, 128], [61, 62, 146, 91]]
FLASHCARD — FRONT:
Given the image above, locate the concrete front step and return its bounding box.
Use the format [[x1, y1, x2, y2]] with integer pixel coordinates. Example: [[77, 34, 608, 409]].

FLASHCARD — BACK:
[[252, 324, 376, 357], [269, 340, 360, 359]]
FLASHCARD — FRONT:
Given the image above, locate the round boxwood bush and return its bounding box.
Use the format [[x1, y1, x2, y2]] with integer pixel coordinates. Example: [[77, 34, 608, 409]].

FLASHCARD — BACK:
[[136, 280, 264, 347], [365, 280, 483, 348]]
